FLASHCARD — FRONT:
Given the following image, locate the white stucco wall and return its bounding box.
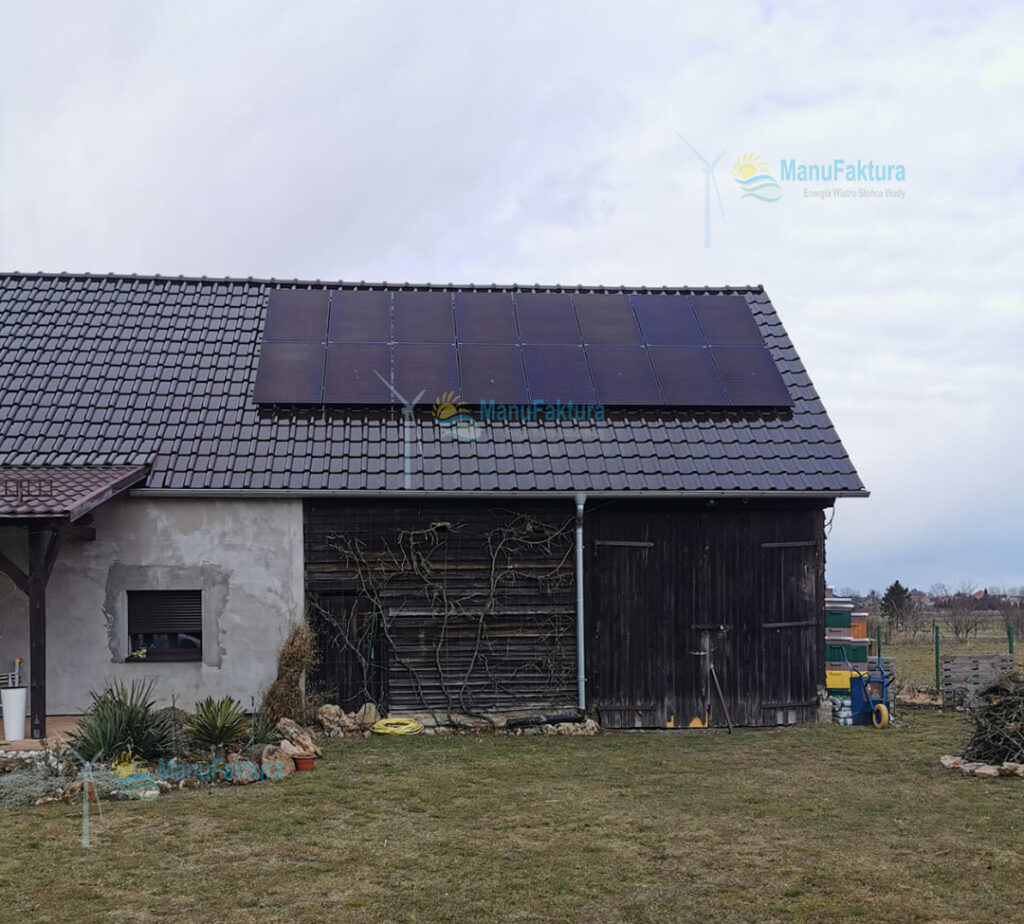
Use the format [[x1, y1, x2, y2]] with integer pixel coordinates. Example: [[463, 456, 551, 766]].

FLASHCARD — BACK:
[[0, 496, 305, 715]]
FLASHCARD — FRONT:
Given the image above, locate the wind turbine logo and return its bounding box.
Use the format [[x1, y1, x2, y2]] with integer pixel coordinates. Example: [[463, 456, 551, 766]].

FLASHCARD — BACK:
[[60, 739, 104, 847], [374, 371, 425, 491], [676, 133, 726, 248]]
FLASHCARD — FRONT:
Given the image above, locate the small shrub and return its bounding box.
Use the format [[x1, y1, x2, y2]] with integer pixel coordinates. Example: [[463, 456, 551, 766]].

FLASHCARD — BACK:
[[259, 620, 318, 728], [67, 679, 172, 765], [184, 697, 250, 750], [0, 770, 54, 807]]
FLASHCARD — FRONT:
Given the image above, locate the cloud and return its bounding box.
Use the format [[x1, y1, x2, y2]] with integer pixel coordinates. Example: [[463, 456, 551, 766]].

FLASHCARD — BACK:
[[0, 0, 1022, 590]]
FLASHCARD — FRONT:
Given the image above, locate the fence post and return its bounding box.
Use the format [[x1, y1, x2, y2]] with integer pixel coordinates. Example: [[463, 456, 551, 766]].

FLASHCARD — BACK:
[[876, 624, 882, 658], [1009, 626, 1015, 656], [934, 622, 940, 693]]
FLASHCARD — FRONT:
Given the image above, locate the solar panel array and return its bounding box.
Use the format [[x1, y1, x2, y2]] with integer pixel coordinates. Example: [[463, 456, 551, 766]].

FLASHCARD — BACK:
[[252, 289, 793, 407]]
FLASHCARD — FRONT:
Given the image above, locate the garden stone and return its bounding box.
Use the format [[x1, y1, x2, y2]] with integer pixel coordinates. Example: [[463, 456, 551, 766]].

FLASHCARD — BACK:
[[275, 718, 322, 757], [227, 753, 261, 784], [261, 745, 295, 780], [973, 765, 1000, 778], [355, 702, 380, 727]]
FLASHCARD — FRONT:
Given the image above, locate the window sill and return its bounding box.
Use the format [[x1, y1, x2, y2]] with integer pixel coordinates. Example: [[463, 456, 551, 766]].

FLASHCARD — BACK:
[[125, 653, 202, 664]]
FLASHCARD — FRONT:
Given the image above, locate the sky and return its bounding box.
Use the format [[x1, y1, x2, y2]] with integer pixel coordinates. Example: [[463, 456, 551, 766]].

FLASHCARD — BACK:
[[0, 1, 1021, 593]]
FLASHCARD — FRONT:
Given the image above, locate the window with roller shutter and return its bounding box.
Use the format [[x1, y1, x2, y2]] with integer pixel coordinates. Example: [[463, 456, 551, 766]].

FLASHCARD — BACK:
[[126, 590, 202, 662]]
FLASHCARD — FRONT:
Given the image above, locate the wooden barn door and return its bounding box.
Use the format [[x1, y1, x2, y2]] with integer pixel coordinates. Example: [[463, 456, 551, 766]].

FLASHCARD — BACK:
[[757, 533, 824, 725]]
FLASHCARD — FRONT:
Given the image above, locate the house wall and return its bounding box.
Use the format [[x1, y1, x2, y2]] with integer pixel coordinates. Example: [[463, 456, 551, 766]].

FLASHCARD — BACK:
[[0, 497, 304, 715]]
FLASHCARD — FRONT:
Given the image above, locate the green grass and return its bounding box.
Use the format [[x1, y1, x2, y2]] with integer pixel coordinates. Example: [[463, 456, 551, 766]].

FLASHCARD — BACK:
[[886, 633, 1021, 691], [1, 711, 1021, 923]]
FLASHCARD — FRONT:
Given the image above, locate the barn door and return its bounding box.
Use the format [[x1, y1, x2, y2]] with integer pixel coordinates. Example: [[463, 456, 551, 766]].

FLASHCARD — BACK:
[[586, 537, 670, 728], [759, 538, 822, 724]]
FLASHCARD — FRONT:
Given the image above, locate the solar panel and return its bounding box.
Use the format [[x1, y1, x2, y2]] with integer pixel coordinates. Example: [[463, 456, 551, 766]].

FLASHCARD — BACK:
[[252, 341, 325, 404], [573, 294, 642, 345], [585, 345, 662, 405], [711, 347, 793, 406], [393, 290, 455, 343], [454, 291, 519, 343], [647, 346, 729, 405], [522, 345, 596, 405], [263, 289, 329, 342], [457, 343, 528, 405], [515, 292, 581, 344], [329, 290, 391, 342], [323, 343, 391, 403], [631, 294, 704, 346], [393, 343, 459, 402], [691, 295, 764, 346]]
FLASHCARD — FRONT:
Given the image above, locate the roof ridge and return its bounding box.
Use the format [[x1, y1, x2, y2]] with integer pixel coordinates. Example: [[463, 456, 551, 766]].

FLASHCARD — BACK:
[[0, 271, 765, 294]]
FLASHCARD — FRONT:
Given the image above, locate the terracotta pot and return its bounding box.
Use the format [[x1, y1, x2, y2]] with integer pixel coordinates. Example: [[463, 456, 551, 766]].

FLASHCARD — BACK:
[[292, 752, 316, 771]]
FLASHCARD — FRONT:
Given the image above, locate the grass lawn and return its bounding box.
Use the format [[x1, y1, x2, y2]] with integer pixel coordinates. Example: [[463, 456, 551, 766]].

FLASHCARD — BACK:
[[885, 632, 1021, 692], [1, 710, 1022, 923]]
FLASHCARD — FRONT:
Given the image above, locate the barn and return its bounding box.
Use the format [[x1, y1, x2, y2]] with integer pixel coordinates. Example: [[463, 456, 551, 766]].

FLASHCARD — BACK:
[[0, 273, 866, 738]]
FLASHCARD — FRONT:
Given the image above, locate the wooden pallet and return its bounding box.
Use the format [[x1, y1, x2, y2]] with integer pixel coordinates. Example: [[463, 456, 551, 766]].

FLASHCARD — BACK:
[[941, 654, 1015, 706]]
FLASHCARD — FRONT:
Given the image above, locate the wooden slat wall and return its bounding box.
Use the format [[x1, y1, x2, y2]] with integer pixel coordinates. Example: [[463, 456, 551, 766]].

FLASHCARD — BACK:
[[304, 500, 577, 714]]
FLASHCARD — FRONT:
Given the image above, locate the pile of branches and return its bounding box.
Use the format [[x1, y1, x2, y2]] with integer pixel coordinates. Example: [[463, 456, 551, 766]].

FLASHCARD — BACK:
[[962, 673, 1024, 764]]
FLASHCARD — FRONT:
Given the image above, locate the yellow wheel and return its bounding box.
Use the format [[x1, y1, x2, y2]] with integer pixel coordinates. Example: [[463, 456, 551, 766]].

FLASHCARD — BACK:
[[871, 704, 889, 729], [371, 717, 423, 735]]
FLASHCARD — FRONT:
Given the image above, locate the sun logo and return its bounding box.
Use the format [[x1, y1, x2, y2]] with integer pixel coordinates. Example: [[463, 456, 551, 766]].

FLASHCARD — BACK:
[[432, 392, 479, 442], [732, 151, 783, 202], [432, 391, 468, 422]]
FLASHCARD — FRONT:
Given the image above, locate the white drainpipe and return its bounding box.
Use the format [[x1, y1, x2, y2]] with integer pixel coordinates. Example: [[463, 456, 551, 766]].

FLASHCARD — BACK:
[[575, 492, 586, 710]]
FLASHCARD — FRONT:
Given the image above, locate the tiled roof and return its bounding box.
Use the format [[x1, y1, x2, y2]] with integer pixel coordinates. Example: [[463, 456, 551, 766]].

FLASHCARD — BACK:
[[0, 464, 148, 518], [0, 274, 865, 495]]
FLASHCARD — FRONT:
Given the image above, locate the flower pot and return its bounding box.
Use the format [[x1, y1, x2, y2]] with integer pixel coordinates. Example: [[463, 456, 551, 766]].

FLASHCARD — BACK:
[[292, 752, 316, 771], [1, 686, 27, 741]]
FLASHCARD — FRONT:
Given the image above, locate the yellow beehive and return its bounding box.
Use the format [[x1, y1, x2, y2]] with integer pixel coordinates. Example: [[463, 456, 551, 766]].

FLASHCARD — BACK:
[[825, 669, 854, 691]]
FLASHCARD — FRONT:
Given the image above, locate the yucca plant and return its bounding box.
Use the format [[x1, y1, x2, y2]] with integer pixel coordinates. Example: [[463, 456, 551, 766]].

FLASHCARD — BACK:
[[68, 679, 172, 765], [184, 696, 251, 750]]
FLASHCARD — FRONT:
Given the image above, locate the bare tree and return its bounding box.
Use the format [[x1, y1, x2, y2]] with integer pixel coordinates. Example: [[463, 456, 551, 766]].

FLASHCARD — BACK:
[[945, 581, 980, 641]]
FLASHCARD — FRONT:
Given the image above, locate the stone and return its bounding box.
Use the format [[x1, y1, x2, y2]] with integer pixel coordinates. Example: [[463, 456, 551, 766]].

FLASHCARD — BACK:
[[959, 762, 983, 775], [939, 754, 962, 769], [156, 780, 173, 793], [226, 753, 261, 784], [275, 718, 322, 757], [999, 762, 1024, 777], [974, 765, 1000, 779], [317, 704, 349, 737], [355, 702, 380, 727], [261, 744, 296, 780], [62, 780, 99, 804]]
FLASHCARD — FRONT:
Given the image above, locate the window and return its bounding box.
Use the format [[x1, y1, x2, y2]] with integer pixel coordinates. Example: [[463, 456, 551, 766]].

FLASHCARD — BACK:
[[127, 590, 202, 662]]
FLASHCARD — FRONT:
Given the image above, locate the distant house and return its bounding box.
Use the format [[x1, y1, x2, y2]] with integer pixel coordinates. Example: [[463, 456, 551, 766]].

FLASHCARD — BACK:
[[0, 274, 866, 737]]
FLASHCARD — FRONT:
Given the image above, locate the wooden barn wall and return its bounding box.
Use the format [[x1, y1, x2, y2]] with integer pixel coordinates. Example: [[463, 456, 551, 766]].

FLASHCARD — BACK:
[[304, 500, 576, 715], [584, 501, 826, 728]]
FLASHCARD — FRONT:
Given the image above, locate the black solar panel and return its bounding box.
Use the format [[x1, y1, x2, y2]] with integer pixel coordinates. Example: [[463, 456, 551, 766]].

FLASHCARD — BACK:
[[454, 291, 519, 343], [263, 289, 329, 342], [522, 345, 596, 405], [631, 294, 704, 345], [329, 290, 391, 342], [323, 343, 391, 403], [586, 345, 662, 404], [457, 343, 528, 404], [515, 292, 581, 344], [692, 295, 764, 346], [252, 341, 325, 404], [393, 343, 459, 402], [647, 346, 728, 405], [393, 290, 455, 343], [573, 294, 642, 345], [711, 347, 793, 406]]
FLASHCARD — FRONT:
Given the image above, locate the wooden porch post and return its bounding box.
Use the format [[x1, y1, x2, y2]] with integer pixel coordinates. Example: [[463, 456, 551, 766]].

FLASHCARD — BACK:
[[27, 524, 61, 739]]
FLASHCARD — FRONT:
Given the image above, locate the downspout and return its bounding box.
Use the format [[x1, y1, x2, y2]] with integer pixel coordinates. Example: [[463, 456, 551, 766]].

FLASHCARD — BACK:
[[575, 492, 586, 711]]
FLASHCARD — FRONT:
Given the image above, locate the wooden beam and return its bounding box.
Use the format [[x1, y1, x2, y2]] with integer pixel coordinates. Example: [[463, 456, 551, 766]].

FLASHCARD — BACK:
[[27, 525, 60, 739], [56, 521, 95, 541], [0, 549, 28, 594]]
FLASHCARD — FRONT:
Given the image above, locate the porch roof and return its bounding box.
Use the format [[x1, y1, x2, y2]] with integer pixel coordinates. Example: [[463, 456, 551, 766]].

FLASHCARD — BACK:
[[0, 464, 149, 520]]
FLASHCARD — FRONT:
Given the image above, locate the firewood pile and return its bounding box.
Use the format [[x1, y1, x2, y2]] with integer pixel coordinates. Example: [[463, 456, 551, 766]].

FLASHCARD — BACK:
[[962, 673, 1024, 765]]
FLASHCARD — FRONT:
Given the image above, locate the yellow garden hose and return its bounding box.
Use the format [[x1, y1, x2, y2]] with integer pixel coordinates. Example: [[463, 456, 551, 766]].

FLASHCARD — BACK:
[[371, 717, 423, 735]]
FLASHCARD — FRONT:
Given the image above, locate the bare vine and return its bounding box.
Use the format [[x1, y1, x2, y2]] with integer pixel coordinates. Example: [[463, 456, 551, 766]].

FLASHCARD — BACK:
[[307, 512, 575, 724]]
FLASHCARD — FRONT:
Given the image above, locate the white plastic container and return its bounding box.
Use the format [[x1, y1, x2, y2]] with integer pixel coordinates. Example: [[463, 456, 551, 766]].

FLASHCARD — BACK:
[[1, 686, 27, 741]]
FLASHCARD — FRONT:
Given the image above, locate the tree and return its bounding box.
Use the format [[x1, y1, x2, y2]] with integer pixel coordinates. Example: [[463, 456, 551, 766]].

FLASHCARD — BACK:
[[945, 581, 980, 641], [881, 580, 912, 632]]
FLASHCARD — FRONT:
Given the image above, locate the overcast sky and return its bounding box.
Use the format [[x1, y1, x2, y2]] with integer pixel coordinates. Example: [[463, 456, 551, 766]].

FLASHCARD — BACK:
[[1, 2, 1021, 593]]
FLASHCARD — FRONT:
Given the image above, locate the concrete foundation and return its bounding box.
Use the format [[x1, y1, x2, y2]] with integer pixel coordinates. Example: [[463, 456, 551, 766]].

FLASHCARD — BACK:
[[0, 497, 304, 714]]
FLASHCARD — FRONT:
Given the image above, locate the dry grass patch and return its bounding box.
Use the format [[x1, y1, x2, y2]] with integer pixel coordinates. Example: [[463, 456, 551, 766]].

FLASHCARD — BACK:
[[1, 711, 1022, 922]]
